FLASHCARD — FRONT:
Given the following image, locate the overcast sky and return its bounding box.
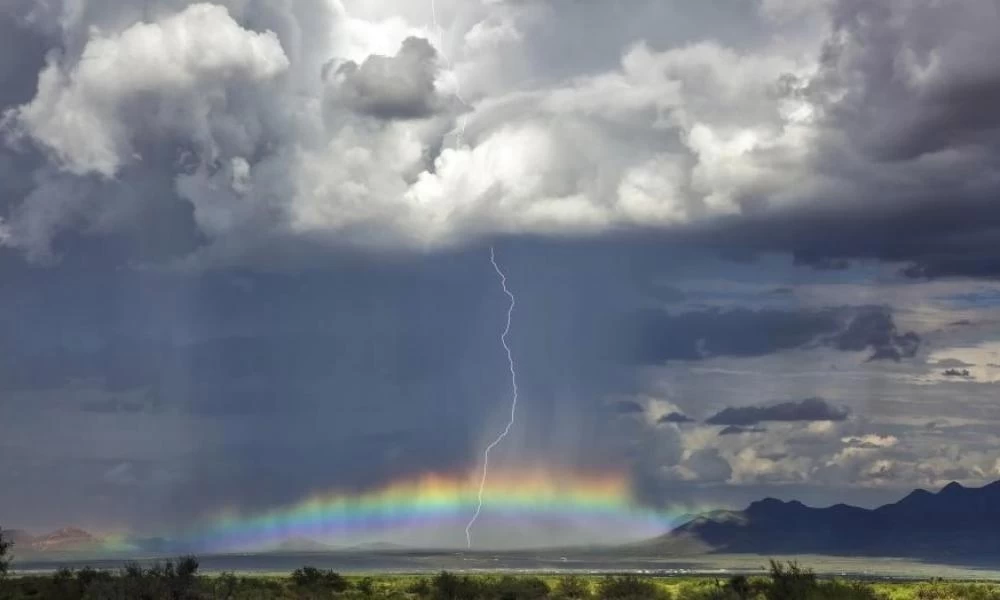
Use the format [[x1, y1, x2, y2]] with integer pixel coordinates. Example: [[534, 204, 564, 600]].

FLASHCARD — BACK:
[[2, 0, 1000, 548]]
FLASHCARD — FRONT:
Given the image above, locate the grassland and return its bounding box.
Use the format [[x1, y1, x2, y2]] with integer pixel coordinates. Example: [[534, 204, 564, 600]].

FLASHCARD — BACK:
[[4, 558, 1000, 599]]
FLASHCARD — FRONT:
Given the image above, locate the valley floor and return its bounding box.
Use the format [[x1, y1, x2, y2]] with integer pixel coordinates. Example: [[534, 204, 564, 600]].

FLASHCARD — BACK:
[[14, 550, 1000, 580], [5, 559, 1000, 599]]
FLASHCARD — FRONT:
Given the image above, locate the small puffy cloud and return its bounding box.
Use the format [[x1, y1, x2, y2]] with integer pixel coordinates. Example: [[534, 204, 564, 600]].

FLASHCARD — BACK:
[[658, 412, 695, 424], [863, 459, 897, 482], [668, 448, 732, 483], [934, 358, 974, 368], [706, 397, 849, 426], [943, 368, 972, 378], [728, 446, 811, 484], [719, 425, 767, 436], [841, 434, 899, 449]]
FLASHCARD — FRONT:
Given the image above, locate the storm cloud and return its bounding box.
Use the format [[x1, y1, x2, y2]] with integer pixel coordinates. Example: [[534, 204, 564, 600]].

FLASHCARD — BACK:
[[718, 425, 767, 436], [327, 36, 441, 120], [0, 0, 992, 276], [625, 305, 919, 365], [658, 412, 695, 424], [706, 398, 850, 426]]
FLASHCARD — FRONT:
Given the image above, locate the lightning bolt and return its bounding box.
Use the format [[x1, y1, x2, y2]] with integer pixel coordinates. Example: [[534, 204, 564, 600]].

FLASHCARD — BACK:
[[465, 246, 519, 548], [429, 0, 509, 549], [430, 0, 470, 147]]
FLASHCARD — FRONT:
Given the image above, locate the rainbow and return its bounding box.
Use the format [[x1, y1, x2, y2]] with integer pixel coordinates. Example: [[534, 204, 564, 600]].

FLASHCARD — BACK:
[[182, 468, 703, 552]]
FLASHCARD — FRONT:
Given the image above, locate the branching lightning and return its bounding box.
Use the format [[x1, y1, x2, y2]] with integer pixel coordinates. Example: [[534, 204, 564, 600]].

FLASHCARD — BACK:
[[465, 246, 519, 548]]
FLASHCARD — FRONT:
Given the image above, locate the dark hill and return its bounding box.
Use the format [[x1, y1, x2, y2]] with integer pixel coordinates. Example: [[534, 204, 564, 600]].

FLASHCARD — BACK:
[[652, 480, 1000, 558]]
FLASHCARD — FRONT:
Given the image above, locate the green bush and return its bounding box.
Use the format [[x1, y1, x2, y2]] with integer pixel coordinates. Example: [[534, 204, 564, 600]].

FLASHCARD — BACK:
[[291, 565, 351, 593], [358, 576, 377, 596], [554, 575, 593, 600], [407, 577, 433, 597], [431, 571, 482, 600], [674, 584, 730, 600], [764, 560, 817, 600], [597, 575, 670, 600], [913, 582, 1000, 600], [213, 571, 240, 600], [0, 527, 12, 580], [488, 575, 550, 600]]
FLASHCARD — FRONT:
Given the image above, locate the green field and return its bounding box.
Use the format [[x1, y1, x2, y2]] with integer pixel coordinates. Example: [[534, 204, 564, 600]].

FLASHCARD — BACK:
[[4, 559, 1000, 599]]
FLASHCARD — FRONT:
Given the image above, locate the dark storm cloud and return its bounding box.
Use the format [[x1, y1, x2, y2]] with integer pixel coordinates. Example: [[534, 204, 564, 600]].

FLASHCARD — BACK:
[[2, 278, 920, 399], [658, 412, 694, 424], [934, 358, 973, 368], [718, 425, 767, 436], [326, 36, 440, 120], [815, 0, 1000, 162], [706, 397, 849, 426], [0, 0, 998, 283], [942, 368, 971, 378], [678, 0, 1000, 279], [832, 308, 920, 361], [623, 305, 919, 365]]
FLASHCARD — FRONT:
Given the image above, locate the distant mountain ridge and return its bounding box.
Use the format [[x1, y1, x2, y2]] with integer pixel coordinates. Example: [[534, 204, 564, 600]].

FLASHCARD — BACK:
[[5, 528, 418, 557], [268, 537, 337, 553], [6, 527, 104, 554], [650, 480, 1000, 558]]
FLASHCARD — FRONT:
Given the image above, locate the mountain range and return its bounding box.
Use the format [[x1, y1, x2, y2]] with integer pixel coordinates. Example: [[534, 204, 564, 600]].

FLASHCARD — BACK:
[[650, 480, 1000, 558], [4, 527, 104, 554]]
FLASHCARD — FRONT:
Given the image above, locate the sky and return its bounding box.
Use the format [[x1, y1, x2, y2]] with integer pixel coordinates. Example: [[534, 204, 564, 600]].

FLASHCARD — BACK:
[[2, 0, 1000, 550]]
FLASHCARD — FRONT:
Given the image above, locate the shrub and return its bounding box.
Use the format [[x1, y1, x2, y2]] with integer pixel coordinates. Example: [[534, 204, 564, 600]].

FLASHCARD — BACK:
[[0, 527, 12, 579], [597, 574, 670, 600], [813, 580, 885, 600], [291, 565, 351, 593], [408, 577, 433, 597], [431, 571, 481, 600], [359, 576, 377, 596], [727, 576, 751, 600], [215, 571, 240, 599], [673, 579, 752, 600], [488, 575, 550, 600], [765, 560, 817, 600], [914, 582, 1000, 600], [49, 567, 81, 599], [75, 566, 112, 590], [554, 575, 593, 600]]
